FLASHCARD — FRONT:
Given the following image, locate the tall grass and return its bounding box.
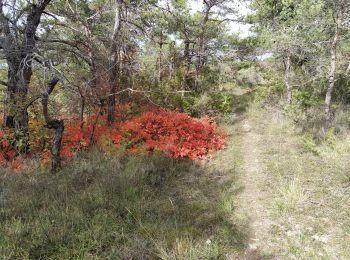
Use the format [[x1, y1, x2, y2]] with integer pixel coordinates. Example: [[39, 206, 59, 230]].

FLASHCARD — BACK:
[[0, 148, 245, 259]]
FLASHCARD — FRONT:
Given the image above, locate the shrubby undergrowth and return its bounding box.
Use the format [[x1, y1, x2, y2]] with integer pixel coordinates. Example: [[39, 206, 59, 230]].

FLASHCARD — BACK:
[[0, 107, 226, 171]]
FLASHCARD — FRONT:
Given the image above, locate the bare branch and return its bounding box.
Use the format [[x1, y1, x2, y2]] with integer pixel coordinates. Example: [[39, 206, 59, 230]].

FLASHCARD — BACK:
[[106, 88, 192, 98]]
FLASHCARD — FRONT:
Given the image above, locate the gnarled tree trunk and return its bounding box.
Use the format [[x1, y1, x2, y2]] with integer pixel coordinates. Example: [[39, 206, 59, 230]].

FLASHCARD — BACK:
[[42, 77, 64, 174], [0, 0, 53, 153]]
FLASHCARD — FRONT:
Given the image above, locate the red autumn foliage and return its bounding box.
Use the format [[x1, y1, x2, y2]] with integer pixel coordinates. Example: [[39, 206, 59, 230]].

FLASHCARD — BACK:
[[0, 108, 226, 170], [61, 114, 123, 158], [123, 109, 226, 159], [0, 129, 22, 170]]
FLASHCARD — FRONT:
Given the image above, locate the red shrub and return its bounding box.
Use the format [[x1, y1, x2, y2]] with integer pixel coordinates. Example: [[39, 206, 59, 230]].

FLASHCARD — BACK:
[[0, 107, 226, 170], [61, 124, 122, 158], [61, 113, 123, 159], [0, 129, 21, 169], [123, 109, 226, 160]]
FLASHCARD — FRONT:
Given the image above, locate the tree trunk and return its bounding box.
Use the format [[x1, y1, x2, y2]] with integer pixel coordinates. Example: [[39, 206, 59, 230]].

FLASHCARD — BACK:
[[157, 31, 164, 84], [1, 0, 52, 153], [127, 62, 133, 89], [49, 120, 64, 174], [107, 0, 122, 125], [324, 16, 341, 131], [42, 77, 63, 174], [183, 39, 192, 91], [169, 42, 175, 81], [284, 55, 292, 104], [80, 95, 85, 129], [4, 58, 31, 143], [195, 4, 211, 89]]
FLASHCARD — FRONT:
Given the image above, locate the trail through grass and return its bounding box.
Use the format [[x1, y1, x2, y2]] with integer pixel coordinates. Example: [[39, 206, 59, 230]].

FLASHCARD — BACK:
[[238, 105, 350, 258], [235, 117, 275, 259]]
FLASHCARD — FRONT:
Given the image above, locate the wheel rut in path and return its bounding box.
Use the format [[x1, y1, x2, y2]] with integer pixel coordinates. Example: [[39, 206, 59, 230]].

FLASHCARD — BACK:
[[239, 119, 274, 259]]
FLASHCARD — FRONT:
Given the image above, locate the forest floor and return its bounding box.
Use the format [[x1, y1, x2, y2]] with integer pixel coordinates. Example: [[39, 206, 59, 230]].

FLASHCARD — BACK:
[[231, 104, 350, 259]]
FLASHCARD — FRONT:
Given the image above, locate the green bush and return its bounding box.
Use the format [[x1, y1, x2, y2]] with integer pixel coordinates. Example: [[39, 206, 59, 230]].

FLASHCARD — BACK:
[[293, 89, 322, 109], [300, 134, 319, 155], [183, 94, 211, 116], [236, 66, 265, 88], [333, 75, 350, 104], [183, 92, 233, 116], [254, 72, 284, 103], [325, 127, 337, 148], [211, 93, 233, 114]]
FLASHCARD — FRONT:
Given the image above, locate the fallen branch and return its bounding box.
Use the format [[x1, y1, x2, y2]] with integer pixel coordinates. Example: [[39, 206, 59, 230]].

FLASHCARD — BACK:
[[106, 88, 192, 98]]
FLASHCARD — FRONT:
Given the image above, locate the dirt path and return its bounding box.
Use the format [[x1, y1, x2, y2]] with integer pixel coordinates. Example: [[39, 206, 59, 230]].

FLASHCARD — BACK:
[[238, 119, 274, 259]]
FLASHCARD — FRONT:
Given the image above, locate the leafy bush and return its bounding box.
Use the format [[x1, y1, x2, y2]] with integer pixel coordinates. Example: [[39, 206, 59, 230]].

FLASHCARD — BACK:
[[333, 75, 350, 104], [211, 93, 233, 114], [236, 66, 265, 87], [0, 107, 226, 170], [292, 89, 323, 109], [300, 134, 319, 155], [123, 109, 226, 160], [254, 72, 285, 103], [183, 94, 211, 116], [183, 93, 233, 116]]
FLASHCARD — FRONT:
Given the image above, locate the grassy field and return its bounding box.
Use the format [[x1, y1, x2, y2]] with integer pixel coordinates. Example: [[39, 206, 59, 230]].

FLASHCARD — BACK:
[[0, 124, 247, 259]]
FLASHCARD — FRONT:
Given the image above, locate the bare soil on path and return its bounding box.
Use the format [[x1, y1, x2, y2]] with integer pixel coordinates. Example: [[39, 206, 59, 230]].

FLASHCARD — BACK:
[[238, 119, 275, 259]]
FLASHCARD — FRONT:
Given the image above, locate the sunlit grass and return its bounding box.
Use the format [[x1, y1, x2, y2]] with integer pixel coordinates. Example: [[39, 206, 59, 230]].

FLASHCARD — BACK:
[[274, 177, 306, 214], [250, 105, 350, 258]]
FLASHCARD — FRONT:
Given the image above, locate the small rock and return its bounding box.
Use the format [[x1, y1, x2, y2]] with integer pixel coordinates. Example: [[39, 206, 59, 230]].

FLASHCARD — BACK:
[[312, 234, 328, 243], [242, 123, 252, 132], [249, 243, 258, 250]]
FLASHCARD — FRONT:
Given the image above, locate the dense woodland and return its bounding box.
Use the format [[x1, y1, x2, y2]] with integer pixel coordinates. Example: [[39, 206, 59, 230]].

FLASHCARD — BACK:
[[1, 0, 350, 258]]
